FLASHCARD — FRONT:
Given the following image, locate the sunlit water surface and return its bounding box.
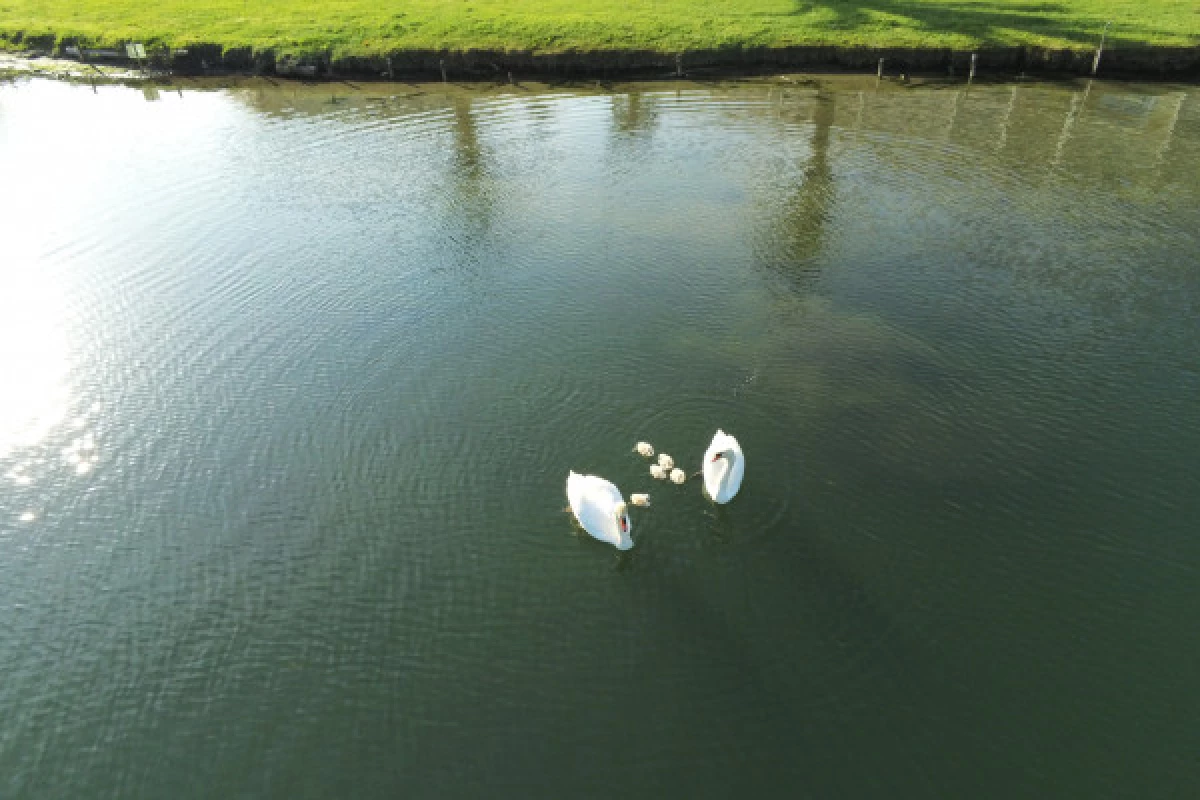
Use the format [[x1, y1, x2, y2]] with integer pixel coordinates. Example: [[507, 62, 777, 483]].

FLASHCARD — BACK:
[[1, 75, 1198, 797]]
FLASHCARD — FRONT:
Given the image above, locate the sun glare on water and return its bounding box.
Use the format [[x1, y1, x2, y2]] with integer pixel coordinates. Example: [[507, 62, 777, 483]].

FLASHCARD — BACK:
[[0, 269, 71, 462]]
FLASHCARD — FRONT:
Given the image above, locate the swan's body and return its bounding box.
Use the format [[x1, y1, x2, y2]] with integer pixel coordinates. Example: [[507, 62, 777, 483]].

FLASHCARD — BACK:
[[657, 453, 674, 470], [635, 442, 654, 458], [630, 493, 650, 507], [650, 464, 667, 480], [670, 468, 686, 484], [566, 472, 633, 550], [703, 430, 745, 504]]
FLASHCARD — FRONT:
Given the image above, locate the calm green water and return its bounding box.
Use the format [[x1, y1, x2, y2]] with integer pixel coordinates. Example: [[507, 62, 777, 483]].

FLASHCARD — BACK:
[[1, 75, 1198, 797]]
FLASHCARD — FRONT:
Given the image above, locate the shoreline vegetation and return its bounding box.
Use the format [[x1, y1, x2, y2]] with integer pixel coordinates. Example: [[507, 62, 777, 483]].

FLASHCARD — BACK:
[[1, 1, 1197, 79]]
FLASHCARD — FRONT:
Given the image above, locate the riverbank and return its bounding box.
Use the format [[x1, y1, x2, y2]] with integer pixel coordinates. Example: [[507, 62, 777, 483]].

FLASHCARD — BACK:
[[2, 0, 1198, 79], [3, 44, 1198, 82]]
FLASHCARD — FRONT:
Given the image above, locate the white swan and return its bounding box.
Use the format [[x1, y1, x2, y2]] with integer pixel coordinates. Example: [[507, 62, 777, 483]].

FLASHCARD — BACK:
[[657, 453, 675, 470], [635, 441, 654, 458], [566, 471, 633, 550], [703, 429, 744, 504], [670, 468, 686, 484], [630, 493, 650, 507], [650, 464, 667, 480]]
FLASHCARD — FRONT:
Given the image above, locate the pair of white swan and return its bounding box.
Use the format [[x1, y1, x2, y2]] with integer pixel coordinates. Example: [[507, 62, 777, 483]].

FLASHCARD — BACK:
[[567, 429, 745, 550]]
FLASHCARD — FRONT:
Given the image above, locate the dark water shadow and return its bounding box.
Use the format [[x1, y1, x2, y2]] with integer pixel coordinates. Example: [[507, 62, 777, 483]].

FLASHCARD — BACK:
[[441, 93, 499, 275], [771, 87, 836, 289], [617, 495, 975, 789], [611, 90, 659, 137]]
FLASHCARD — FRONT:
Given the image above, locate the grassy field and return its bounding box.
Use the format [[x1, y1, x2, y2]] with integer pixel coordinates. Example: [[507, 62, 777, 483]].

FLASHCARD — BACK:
[[1, 0, 1197, 57]]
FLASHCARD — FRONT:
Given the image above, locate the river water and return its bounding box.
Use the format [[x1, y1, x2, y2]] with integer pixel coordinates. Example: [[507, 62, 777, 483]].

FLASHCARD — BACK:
[[1, 75, 1197, 797]]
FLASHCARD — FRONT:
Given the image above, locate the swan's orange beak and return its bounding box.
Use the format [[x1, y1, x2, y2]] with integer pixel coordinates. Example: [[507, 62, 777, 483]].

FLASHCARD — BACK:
[[620, 517, 628, 533]]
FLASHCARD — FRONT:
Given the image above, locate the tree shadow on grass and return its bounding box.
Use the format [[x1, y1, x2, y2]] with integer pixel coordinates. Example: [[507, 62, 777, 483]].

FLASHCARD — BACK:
[[793, 0, 1174, 48]]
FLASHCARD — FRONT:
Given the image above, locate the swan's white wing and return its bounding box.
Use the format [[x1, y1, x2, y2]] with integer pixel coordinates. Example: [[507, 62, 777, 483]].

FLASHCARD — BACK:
[[711, 430, 739, 453], [703, 432, 724, 499], [716, 433, 745, 503], [566, 471, 588, 516], [716, 448, 745, 503]]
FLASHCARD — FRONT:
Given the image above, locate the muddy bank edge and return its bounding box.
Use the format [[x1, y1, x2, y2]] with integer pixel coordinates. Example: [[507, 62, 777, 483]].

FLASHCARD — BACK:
[[5, 40, 1200, 80]]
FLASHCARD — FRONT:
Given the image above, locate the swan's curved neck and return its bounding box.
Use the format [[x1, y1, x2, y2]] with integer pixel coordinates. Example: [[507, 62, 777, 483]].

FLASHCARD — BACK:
[[715, 451, 733, 484]]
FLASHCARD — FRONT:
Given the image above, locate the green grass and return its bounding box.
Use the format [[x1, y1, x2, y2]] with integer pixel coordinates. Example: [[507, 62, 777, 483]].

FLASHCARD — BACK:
[[1, 0, 1197, 57]]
